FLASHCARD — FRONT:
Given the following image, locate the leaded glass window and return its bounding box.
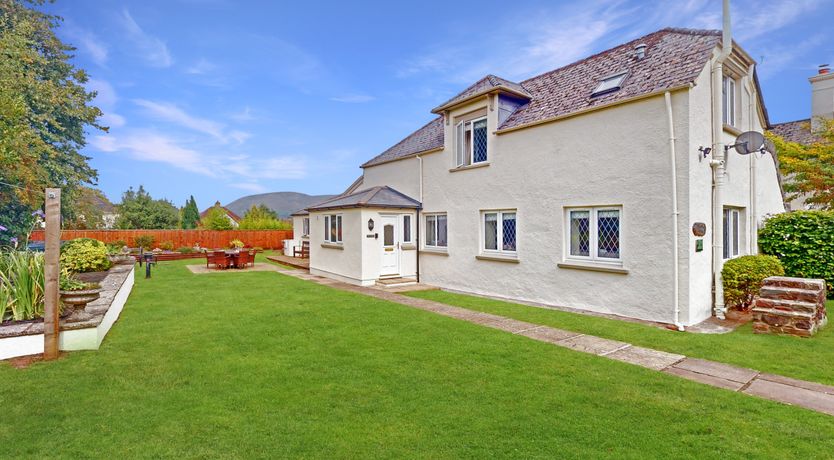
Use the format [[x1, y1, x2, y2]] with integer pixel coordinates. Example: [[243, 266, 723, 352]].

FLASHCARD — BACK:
[[567, 207, 621, 262], [425, 214, 447, 248], [472, 118, 488, 163], [403, 215, 411, 243], [482, 210, 516, 255], [455, 116, 488, 167]]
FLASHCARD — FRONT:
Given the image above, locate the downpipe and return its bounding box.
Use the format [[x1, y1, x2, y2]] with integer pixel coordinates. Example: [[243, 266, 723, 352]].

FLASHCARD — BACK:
[[665, 92, 684, 332]]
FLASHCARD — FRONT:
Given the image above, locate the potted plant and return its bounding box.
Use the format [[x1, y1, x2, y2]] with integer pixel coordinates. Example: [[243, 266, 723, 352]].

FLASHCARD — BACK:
[[229, 239, 244, 250], [107, 245, 134, 265], [59, 272, 102, 311]]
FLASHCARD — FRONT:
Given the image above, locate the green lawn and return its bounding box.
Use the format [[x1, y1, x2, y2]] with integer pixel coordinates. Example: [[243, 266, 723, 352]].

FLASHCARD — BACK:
[[1, 258, 833, 458], [406, 290, 834, 386]]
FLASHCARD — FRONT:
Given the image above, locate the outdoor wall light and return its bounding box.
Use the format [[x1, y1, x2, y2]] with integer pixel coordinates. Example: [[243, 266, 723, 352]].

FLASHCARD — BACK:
[[368, 219, 374, 231]]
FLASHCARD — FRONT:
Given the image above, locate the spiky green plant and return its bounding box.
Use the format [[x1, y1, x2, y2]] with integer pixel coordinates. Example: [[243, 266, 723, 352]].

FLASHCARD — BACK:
[[0, 251, 45, 321]]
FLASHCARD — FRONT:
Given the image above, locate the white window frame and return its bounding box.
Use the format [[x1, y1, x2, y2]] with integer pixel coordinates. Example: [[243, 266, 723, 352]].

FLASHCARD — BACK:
[[423, 213, 447, 249], [402, 214, 412, 243], [723, 75, 736, 127], [455, 116, 488, 167], [323, 214, 343, 244], [564, 206, 623, 263], [481, 210, 517, 255], [723, 208, 741, 260], [302, 217, 310, 237]]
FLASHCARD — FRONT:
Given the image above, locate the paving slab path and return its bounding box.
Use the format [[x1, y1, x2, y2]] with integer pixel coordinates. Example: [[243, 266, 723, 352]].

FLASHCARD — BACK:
[[270, 266, 834, 416]]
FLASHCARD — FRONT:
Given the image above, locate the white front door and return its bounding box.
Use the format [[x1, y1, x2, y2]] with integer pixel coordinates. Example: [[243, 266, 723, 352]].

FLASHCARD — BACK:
[[380, 215, 400, 276]]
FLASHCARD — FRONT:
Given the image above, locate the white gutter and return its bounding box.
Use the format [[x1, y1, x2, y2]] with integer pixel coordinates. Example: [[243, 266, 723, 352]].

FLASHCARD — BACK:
[[711, 0, 732, 320], [665, 92, 684, 331]]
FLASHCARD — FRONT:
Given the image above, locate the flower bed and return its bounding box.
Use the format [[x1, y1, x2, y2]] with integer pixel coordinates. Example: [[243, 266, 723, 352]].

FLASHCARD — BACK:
[[0, 264, 134, 360]]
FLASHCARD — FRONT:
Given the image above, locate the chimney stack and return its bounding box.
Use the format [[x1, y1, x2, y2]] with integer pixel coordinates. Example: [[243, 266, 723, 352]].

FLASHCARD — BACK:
[[634, 43, 647, 60], [810, 64, 834, 131]]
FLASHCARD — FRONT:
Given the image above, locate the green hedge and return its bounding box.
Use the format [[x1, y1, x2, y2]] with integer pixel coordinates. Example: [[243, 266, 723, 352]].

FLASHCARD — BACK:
[[759, 210, 834, 295], [722, 255, 784, 310]]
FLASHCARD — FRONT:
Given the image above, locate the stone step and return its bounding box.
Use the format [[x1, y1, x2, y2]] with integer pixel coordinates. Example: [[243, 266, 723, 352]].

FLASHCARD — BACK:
[[762, 276, 826, 291], [753, 297, 820, 314], [759, 286, 824, 304]]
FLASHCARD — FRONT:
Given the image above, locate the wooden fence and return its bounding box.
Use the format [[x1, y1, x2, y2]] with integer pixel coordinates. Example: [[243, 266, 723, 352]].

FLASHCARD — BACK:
[[30, 229, 294, 250]]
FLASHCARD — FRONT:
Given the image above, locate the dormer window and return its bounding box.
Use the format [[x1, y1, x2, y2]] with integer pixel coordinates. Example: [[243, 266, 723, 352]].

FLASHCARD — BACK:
[[591, 72, 627, 97], [455, 116, 488, 167]]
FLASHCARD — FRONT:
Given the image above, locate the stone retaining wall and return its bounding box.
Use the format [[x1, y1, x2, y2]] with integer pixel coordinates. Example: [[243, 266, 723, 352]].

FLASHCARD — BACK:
[[752, 276, 828, 337]]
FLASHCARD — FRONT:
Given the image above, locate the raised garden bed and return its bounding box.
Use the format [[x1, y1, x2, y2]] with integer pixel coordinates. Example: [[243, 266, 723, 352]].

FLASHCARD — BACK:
[[0, 264, 135, 360]]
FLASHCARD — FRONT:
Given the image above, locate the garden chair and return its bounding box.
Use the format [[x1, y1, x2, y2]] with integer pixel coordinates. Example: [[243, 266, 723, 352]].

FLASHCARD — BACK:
[[207, 250, 228, 269], [235, 250, 252, 269], [294, 240, 310, 259]]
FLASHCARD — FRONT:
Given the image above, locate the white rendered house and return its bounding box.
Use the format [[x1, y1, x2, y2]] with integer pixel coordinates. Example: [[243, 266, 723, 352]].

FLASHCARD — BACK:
[[300, 28, 785, 327]]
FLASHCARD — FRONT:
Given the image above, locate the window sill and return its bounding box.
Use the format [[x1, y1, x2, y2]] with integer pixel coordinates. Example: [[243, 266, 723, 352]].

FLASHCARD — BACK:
[[421, 248, 449, 256], [320, 242, 344, 250], [557, 261, 628, 274], [476, 254, 519, 264], [449, 162, 490, 173], [401, 243, 416, 250], [723, 124, 742, 136]]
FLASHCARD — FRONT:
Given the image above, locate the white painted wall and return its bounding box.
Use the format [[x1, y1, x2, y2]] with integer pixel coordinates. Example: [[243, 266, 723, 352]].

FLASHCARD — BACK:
[[357, 48, 784, 326]]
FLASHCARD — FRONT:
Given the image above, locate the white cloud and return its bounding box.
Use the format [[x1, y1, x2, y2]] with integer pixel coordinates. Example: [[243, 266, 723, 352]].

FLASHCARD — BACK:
[[90, 132, 212, 176], [330, 94, 376, 103], [134, 99, 251, 144], [120, 9, 173, 68], [86, 79, 126, 128], [230, 106, 256, 122], [73, 29, 108, 67], [231, 183, 268, 193], [734, 0, 823, 41], [186, 58, 216, 75], [90, 131, 307, 180]]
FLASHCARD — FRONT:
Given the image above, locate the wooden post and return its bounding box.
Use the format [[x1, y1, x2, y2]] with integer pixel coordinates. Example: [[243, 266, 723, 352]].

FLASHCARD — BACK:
[[43, 188, 61, 360]]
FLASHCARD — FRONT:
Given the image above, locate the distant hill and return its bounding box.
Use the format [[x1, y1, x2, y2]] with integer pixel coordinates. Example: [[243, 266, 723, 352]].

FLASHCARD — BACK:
[[225, 192, 334, 219]]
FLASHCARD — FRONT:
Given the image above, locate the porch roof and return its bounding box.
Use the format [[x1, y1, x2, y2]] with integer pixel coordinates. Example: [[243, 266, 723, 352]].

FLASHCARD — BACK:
[[306, 186, 420, 212]]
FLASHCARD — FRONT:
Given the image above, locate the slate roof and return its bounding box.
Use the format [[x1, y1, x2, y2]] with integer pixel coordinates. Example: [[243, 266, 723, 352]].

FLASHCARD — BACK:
[[306, 186, 421, 211], [361, 117, 444, 167], [362, 28, 732, 168], [432, 74, 532, 113], [770, 119, 822, 145]]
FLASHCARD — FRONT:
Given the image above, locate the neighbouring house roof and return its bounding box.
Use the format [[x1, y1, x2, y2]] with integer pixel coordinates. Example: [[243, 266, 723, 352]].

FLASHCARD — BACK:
[[200, 201, 242, 222], [431, 74, 532, 113], [290, 209, 309, 216], [306, 186, 420, 212], [770, 119, 822, 145], [362, 28, 747, 168]]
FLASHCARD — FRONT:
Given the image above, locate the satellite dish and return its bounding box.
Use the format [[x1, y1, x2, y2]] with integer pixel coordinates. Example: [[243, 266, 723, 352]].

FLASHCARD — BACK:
[[734, 131, 765, 155]]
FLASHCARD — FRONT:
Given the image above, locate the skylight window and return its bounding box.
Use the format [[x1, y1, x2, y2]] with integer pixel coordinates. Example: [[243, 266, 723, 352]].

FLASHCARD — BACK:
[[591, 72, 628, 97]]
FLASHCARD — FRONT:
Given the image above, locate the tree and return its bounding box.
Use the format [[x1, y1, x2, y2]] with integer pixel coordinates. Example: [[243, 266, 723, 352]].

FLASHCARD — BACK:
[[768, 117, 834, 209], [200, 205, 234, 230], [181, 196, 200, 229], [115, 185, 179, 229], [63, 187, 112, 229], [0, 0, 104, 244], [237, 204, 289, 230]]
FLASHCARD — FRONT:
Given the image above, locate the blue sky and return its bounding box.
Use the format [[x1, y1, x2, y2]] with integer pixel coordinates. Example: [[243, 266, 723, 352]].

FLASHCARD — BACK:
[[46, 0, 834, 209]]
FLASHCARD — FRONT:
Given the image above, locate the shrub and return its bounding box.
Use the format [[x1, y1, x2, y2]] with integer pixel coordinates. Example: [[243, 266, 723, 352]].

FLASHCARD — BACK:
[[60, 238, 112, 273], [722, 255, 784, 310], [176, 247, 195, 254], [134, 234, 155, 250], [759, 210, 834, 295], [159, 241, 175, 251]]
